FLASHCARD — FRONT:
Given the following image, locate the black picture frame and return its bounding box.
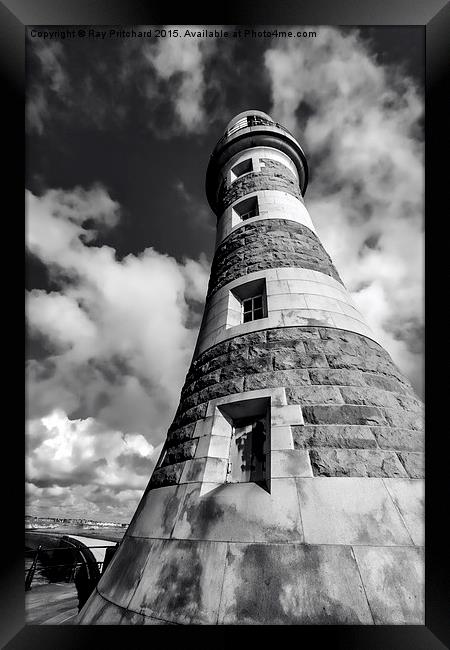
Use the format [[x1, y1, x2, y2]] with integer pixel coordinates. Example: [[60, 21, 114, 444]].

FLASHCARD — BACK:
[[5, 0, 449, 647]]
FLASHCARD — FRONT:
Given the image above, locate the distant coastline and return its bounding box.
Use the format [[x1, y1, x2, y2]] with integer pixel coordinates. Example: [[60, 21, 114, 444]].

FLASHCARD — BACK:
[[25, 515, 128, 543]]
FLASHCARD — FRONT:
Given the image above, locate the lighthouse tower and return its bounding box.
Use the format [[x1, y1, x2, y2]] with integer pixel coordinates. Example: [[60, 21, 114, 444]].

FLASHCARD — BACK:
[[78, 111, 424, 625]]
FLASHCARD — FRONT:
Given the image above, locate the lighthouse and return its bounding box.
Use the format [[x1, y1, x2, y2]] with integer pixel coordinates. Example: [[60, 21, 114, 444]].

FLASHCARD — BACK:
[[78, 110, 424, 625]]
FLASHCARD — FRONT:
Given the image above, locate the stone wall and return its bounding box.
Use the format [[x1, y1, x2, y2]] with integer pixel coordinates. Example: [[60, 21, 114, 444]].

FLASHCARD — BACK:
[[218, 158, 302, 211], [149, 327, 423, 488], [207, 219, 343, 299]]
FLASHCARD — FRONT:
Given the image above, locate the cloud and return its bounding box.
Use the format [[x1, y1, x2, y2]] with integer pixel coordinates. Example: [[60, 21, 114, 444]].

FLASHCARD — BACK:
[[26, 41, 70, 134], [140, 28, 218, 134], [26, 184, 209, 519], [264, 28, 424, 396], [27, 410, 155, 490], [26, 481, 146, 523], [26, 27, 223, 137]]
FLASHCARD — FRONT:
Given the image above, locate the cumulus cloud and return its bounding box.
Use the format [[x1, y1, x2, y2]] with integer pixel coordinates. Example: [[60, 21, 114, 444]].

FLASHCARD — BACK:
[[265, 27, 424, 396], [26, 184, 210, 519], [27, 410, 155, 489]]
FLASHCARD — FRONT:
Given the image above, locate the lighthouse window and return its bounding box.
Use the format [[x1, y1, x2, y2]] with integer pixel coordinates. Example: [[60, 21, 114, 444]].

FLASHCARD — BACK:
[[242, 295, 265, 323], [231, 159, 253, 181], [229, 278, 267, 327], [233, 196, 259, 221]]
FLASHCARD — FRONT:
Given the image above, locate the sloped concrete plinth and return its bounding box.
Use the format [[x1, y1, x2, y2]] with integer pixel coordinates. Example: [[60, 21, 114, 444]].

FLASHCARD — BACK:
[[78, 112, 424, 626], [77, 477, 424, 625]]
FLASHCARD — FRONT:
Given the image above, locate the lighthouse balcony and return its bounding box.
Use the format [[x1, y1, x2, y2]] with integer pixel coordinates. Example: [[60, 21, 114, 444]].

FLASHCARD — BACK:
[[211, 115, 300, 159]]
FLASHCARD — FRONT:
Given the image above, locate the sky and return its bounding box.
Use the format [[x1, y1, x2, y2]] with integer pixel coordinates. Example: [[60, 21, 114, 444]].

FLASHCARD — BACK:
[[25, 25, 424, 523]]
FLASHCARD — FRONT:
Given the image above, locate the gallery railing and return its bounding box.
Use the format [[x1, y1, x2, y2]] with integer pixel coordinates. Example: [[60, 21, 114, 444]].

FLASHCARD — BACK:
[[212, 117, 297, 154], [24, 544, 116, 591]]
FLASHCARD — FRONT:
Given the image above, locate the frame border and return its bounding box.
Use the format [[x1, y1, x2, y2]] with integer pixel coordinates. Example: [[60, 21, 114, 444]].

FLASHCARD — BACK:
[[5, 0, 449, 647]]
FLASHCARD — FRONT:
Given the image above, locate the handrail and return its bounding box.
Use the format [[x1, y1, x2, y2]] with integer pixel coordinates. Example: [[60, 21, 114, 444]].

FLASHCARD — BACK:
[[24, 560, 105, 572], [25, 545, 112, 553], [24, 542, 118, 590], [212, 117, 298, 155]]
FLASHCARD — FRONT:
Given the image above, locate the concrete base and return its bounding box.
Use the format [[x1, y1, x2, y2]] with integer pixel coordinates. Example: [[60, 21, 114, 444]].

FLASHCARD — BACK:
[[77, 477, 424, 625]]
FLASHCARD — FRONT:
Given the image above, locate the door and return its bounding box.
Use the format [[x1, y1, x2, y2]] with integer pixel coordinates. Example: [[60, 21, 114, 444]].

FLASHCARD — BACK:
[[228, 415, 267, 483]]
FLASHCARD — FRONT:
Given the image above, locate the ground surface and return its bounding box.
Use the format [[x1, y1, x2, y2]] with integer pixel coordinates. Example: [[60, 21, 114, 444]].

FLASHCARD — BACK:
[[25, 583, 79, 625]]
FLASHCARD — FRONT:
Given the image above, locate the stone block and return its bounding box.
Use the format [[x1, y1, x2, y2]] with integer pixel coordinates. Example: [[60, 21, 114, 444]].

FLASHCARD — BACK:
[[266, 279, 291, 295], [248, 344, 271, 359], [162, 439, 198, 466], [78, 594, 149, 624], [384, 409, 423, 431], [353, 546, 424, 624], [270, 425, 294, 450], [127, 539, 228, 624], [243, 369, 309, 391], [194, 416, 214, 438], [268, 293, 308, 311], [196, 377, 245, 404], [193, 368, 222, 392], [304, 339, 338, 355], [180, 457, 227, 484], [272, 350, 329, 370], [166, 422, 196, 444], [198, 340, 230, 363], [331, 316, 369, 337], [175, 403, 208, 428], [270, 450, 313, 477], [217, 543, 373, 624], [339, 386, 400, 409], [286, 385, 344, 405], [302, 404, 387, 426], [96, 536, 155, 610], [267, 326, 319, 341], [210, 410, 233, 437], [282, 309, 336, 329], [304, 294, 341, 312], [271, 404, 304, 426], [179, 458, 205, 483], [393, 392, 423, 411], [383, 478, 424, 546], [229, 329, 267, 348], [337, 300, 365, 318], [309, 448, 408, 478], [292, 425, 377, 449], [296, 477, 412, 545], [172, 478, 303, 543], [126, 484, 187, 539], [309, 368, 366, 386], [397, 452, 425, 478], [371, 426, 424, 451], [149, 462, 185, 489], [204, 457, 228, 483], [326, 352, 381, 372], [196, 435, 231, 459], [219, 360, 252, 382], [195, 436, 210, 457], [361, 372, 409, 393]]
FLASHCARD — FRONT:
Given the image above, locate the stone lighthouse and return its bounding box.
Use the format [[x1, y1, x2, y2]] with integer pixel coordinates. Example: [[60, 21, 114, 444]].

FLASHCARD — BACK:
[[78, 110, 424, 625]]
